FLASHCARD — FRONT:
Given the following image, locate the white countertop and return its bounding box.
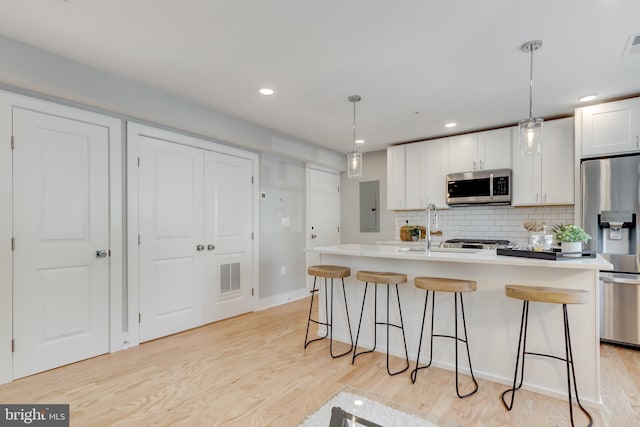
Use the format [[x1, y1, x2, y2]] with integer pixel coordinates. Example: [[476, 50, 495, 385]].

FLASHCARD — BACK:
[[308, 243, 612, 271]]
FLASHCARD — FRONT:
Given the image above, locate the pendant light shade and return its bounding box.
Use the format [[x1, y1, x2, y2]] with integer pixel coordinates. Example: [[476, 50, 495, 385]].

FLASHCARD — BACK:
[[519, 40, 543, 157], [347, 95, 362, 178]]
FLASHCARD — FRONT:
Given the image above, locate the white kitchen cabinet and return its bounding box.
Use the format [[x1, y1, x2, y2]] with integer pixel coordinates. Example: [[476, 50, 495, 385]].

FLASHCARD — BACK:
[[405, 141, 428, 209], [512, 117, 574, 206], [387, 139, 449, 210], [387, 145, 406, 210], [578, 97, 640, 157], [448, 128, 511, 173], [424, 138, 449, 208]]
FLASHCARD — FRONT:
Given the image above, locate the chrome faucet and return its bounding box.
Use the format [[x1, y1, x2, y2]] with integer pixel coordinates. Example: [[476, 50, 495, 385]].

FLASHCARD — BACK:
[[425, 203, 438, 251]]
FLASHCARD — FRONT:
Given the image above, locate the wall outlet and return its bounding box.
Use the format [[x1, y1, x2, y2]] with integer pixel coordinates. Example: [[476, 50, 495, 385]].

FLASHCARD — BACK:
[[280, 265, 286, 276], [281, 217, 290, 227]]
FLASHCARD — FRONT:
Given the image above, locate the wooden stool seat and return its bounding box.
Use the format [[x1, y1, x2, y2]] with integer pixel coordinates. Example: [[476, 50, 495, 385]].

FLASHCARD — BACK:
[[307, 265, 351, 279], [357, 271, 407, 285], [415, 277, 477, 293], [505, 285, 589, 305]]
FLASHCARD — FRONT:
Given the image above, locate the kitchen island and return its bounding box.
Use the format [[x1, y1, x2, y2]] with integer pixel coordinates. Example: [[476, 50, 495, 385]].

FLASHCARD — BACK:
[[307, 244, 612, 405]]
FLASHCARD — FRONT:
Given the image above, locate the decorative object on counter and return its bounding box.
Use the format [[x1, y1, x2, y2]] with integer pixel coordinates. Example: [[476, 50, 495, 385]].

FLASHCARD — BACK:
[[518, 40, 544, 157], [400, 225, 425, 241], [497, 248, 596, 260], [347, 95, 363, 178], [522, 220, 546, 231], [552, 224, 591, 258], [531, 225, 554, 251]]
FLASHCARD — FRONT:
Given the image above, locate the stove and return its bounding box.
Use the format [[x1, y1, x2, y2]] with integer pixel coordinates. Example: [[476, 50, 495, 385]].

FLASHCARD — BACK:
[[439, 239, 512, 250]]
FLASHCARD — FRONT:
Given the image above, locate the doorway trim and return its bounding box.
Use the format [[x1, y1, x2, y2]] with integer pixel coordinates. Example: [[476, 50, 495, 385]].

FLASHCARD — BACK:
[[0, 90, 123, 384], [126, 122, 259, 347]]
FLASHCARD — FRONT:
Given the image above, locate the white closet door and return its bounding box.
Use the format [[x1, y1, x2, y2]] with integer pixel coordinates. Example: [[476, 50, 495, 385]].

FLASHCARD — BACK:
[[138, 137, 205, 342], [204, 152, 254, 323], [12, 108, 109, 379]]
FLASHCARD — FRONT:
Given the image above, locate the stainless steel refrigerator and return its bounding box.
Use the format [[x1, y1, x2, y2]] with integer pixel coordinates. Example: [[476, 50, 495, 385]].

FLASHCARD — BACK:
[[582, 154, 640, 347]]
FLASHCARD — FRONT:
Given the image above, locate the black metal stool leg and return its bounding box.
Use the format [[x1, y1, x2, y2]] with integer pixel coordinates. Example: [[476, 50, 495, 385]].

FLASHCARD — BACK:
[[563, 304, 593, 427], [410, 289, 430, 383], [384, 283, 409, 376], [328, 277, 353, 358], [455, 293, 478, 398], [501, 300, 530, 410], [304, 276, 329, 349], [353, 283, 377, 363]]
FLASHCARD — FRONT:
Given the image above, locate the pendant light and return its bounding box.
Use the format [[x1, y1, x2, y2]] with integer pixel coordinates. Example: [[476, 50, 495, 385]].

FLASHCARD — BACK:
[[519, 40, 543, 157], [347, 95, 362, 178]]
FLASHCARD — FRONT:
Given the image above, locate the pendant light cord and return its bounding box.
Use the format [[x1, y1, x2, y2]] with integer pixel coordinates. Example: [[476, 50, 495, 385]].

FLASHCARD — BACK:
[[528, 46, 534, 120], [353, 100, 357, 151]]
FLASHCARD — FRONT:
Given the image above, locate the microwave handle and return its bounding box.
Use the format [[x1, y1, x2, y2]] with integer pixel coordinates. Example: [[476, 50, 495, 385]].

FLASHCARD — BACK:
[[489, 172, 494, 200]]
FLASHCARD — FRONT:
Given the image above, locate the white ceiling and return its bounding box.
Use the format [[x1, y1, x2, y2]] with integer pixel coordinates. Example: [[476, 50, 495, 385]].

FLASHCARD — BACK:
[[1, 0, 639, 154]]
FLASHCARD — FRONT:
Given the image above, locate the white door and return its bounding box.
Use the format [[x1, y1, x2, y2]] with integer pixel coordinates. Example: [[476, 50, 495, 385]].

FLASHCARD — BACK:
[[12, 108, 109, 379], [306, 168, 340, 288], [204, 152, 254, 323], [138, 137, 205, 342]]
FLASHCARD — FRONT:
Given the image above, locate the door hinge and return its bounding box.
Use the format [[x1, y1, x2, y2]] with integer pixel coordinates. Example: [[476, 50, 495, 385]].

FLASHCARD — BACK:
[[138, 313, 141, 324], [251, 176, 254, 184], [108, 249, 111, 257], [138, 235, 140, 245], [11, 237, 15, 251], [11, 339, 14, 353], [337, 226, 340, 233], [251, 288, 254, 296], [137, 157, 140, 167], [337, 185, 340, 193], [10, 135, 15, 150], [251, 232, 254, 240]]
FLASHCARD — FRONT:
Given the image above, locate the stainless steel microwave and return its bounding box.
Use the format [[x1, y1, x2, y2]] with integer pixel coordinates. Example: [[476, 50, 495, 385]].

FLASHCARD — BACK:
[[446, 168, 512, 206]]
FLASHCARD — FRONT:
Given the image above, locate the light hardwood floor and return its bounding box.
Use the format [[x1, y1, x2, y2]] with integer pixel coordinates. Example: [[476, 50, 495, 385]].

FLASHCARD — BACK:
[[0, 297, 638, 426]]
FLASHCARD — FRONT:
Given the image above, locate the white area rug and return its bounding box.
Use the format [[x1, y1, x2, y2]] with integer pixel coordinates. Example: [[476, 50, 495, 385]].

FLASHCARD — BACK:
[[298, 391, 440, 427]]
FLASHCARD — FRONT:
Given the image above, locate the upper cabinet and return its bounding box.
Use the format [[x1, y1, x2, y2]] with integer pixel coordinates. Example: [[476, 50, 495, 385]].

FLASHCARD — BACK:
[[387, 145, 407, 210], [512, 117, 574, 206], [448, 128, 512, 173], [387, 138, 449, 210], [578, 97, 640, 157]]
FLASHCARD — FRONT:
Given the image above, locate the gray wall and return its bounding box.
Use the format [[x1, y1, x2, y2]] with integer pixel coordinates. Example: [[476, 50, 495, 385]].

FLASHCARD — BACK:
[[0, 34, 341, 303], [340, 150, 396, 243], [259, 153, 307, 299]]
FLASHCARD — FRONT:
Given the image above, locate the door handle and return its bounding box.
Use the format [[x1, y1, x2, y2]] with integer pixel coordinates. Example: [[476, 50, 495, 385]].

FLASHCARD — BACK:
[[96, 250, 108, 258], [196, 244, 205, 251], [207, 244, 215, 251], [311, 234, 317, 239]]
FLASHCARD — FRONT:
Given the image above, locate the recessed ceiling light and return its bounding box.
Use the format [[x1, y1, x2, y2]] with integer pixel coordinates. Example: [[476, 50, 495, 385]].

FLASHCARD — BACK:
[[579, 94, 597, 102], [354, 400, 364, 406], [259, 88, 274, 96], [355, 139, 365, 144], [445, 122, 457, 128]]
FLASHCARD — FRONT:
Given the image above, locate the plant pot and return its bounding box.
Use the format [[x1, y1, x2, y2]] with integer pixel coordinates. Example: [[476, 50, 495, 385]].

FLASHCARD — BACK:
[[561, 241, 582, 257]]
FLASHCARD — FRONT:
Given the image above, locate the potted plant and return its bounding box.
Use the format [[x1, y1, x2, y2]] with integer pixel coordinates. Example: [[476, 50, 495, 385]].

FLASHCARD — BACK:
[[552, 224, 591, 257], [408, 226, 422, 241]]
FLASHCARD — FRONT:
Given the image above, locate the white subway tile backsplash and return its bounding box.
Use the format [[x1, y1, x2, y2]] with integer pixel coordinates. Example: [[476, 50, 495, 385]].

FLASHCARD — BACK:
[[395, 205, 575, 245]]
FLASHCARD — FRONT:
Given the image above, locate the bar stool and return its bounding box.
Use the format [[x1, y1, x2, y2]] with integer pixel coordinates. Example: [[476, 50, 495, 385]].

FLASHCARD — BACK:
[[304, 265, 353, 358], [501, 285, 592, 427], [410, 277, 479, 398], [352, 271, 410, 376]]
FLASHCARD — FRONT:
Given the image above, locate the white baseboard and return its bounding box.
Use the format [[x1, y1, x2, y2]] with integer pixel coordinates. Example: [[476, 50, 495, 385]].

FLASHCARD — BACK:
[[257, 288, 309, 311]]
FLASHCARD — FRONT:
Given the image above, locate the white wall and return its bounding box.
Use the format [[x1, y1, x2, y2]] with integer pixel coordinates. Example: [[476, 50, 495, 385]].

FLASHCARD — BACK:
[[0, 34, 347, 307], [340, 150, 396, 244], [0, 35, 344, 171], [258, 153, 307, 302]]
